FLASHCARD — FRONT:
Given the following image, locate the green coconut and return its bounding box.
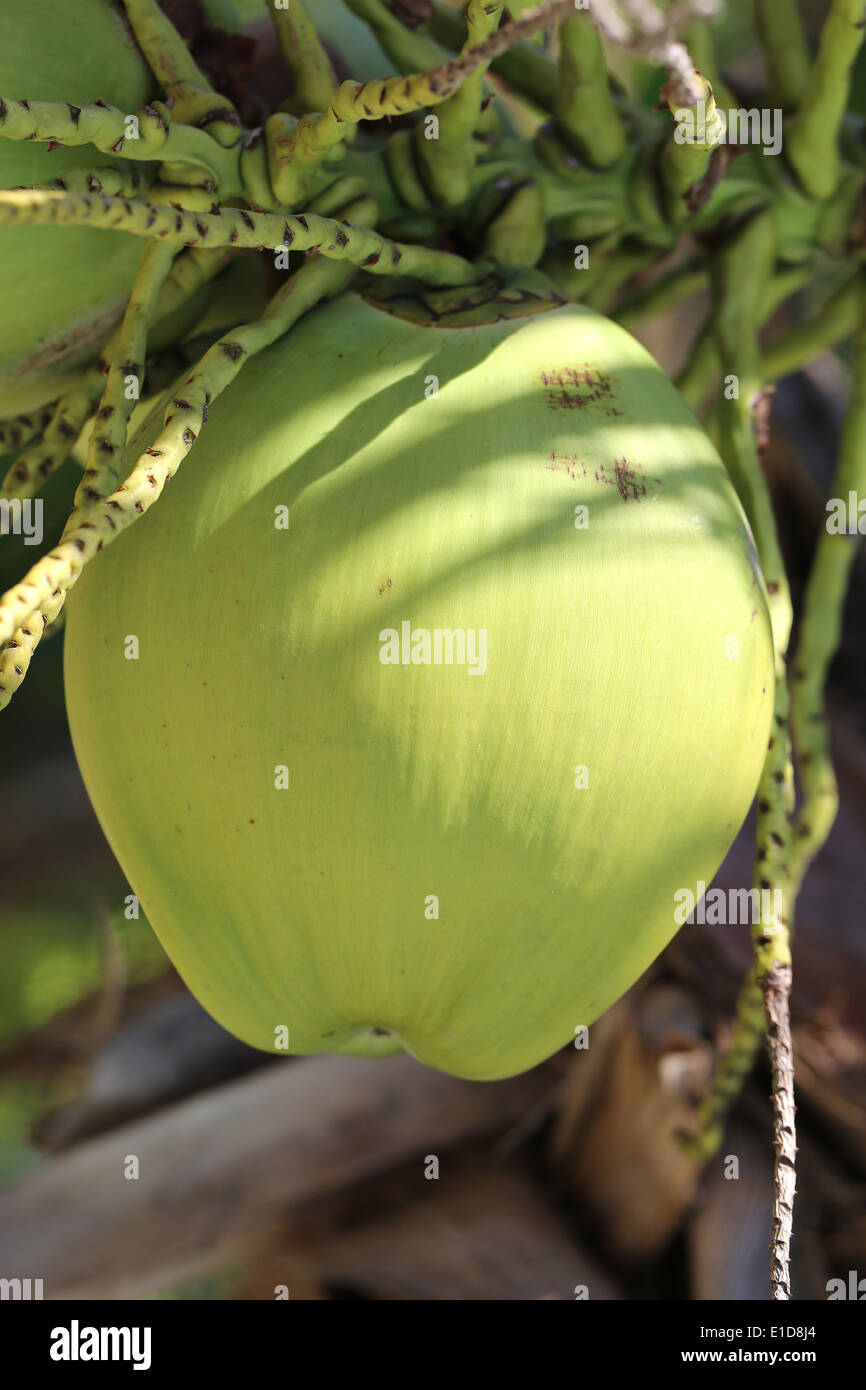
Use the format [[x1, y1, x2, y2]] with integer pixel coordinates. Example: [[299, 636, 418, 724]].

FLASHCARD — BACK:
[[64, 284, 774, 1081]]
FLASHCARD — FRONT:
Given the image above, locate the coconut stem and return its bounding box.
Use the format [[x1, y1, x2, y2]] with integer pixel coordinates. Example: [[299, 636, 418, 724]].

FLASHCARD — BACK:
[[789, 276, 866, 890], [269, 0, 339, 116], [613, 256, 708, 328], [785, 0, 866, 200], [414, 2, 506, 208], [0, 247, 231, 506], [74, 239, 179, 510], [659, 67, 725, 217], [0, 246, 235, 708], [1, 374, 103, 502], [676, 264, 835, 411], [0, 407, 55, 457], [762, 272, 864, 384], [0, 187, 485, 287], [264, 0, 574, 204], [555, 14, 625, 169], [0, 199, 379, 653], [753, 0, 812, 112], [0, 95, 239, 193], [0, 239, 178, 712], [344, 0, 447, 76], [765, 962, 796, 1299], [683, 210, 798, 1303], [121, 0, 241, 148], [16, 162, 156, 202]]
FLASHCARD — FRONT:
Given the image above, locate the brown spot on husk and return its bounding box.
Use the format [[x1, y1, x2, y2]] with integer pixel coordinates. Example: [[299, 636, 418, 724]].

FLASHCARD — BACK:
[[546, 452, 661, 501], [540, 366, 623, 417]]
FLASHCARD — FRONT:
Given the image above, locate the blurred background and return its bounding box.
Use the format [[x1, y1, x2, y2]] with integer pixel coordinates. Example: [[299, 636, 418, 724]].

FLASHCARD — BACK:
[[0, 0, 864, 1300]]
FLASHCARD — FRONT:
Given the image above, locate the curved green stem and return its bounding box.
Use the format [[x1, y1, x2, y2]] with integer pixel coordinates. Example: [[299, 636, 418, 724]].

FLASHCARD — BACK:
[[430, 0, 557, 112], [785, 0, 866, 200], [482, 176, 546, 265], [0, 95, 240, 193], [0, 198, 379, 654], [16, 162, 155, 201], [762, 272, 862, 381], [269, 0, 338, 115], [677, 263, 833, 409], [416, 2, 506, 207], [584, 246, 653, 311], [714, 214, 792, 658], [0, 245, 234, 704], [1, 375, 102, 501], [2, 251, 230, 495], [789, 277, 866, 892], [0, 595, 64, 710], [0, 408, 54, 458], [121, 0, 241, 146], [754, 0, 812, 112], [1, 245, 233, 504], [555, 13, 625, 169], [0, 95, 170, 156], [660, 69, 725, 218], [344, 0, 447, 74], [675, 318, 717, 411], [0, 187, 485, 287], [684, 16, 738, 114], [74, 239, 178, 510], [613, 256, 707, 329], [696, 211, 798, 1298], [265, 0, 573, 203], [685, 972, 765, 1161], [689, 211, 795, 1158]]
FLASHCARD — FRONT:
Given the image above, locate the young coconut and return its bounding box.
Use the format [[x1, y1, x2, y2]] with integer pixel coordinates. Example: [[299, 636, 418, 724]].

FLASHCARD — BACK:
[[64, 277, 774, 1081]]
